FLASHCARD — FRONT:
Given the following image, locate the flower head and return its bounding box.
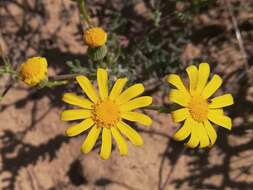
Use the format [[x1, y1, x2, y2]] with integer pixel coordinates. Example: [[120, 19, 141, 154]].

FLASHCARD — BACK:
[[168, 63, 234, 148], [19, 57, 48, 86], [61, 68, 152, 159], [84, 27, 107, 48]]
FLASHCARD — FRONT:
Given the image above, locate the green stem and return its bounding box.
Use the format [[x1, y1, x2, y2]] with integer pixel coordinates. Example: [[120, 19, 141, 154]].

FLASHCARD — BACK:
[[49, 74, 79, 81], [0, 64, 18, 76], [44, 80, 68, 88], [4, 69, 18, 76], [78, 0, 92, 26], [145, 105, 171, 113]]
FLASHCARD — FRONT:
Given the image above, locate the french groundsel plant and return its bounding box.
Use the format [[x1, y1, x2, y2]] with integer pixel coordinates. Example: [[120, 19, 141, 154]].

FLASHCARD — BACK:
[[0, 0, 237, 161], [168, 63, 234, 148], [61, 68, 152, 159]]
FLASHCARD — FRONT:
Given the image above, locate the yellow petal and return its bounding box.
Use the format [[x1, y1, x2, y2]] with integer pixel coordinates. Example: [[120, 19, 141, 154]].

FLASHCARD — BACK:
[[167, 74, 189, 96], [209, 108, 224, 115], [204, 120, 217, 146], [81, 126, 101, 154], [100, 128, 112, 160], [116, 84, 144, 105], [196, 122, 210, 148], [76, 75, 98, 103], [202, 74, 222, 99], [111, 127, 128, 155], [109, 78, 128, 100], [173, 118, 191, 141], [196, 63, 210, 94], [208, 94, 234, 108], [66, 118, 94, 137], [168, 89, 190, 107], [120, 96, 152, 112], [171, 108, 189, 123], [97, 68, 108, 100], [186, 65, 198, 94], [61, 109, 91, 121], [208, 110, 232, 130], [117, 121, 143, 146], [121, 111, 152, 126], [62, 93, 93, 109], [185, 118, 199, 148]]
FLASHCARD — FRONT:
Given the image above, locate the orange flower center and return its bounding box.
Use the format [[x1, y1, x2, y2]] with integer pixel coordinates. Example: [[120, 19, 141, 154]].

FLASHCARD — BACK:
[[188, 95, 208, 122], [92, 99, 121, 128]]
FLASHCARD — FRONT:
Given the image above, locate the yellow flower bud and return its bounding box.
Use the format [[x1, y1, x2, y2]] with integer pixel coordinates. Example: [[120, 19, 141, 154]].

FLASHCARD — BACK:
[[19, 57, 48, 86], [84, 27, 107, 48]]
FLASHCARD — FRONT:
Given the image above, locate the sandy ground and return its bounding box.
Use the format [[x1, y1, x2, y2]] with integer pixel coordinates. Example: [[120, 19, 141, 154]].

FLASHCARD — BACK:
[[0, 0, 253, 190]]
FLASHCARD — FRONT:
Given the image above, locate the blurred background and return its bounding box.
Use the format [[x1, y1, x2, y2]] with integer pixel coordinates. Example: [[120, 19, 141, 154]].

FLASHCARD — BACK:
[[0, 0, 253, 189]]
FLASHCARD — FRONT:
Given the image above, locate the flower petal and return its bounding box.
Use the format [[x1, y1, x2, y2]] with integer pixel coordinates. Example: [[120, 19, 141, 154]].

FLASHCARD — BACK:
[[208, 94, 234, 108], [185, 118, 199, 148], [120, 96, 152, 112], [186, 65, 198, 94], [196, 63, 210, 94], [202, 74, 223, 99], [209, 108, 224, 115], [117, 121, 143, 146], [167, 74, 189, 96], [171, 108, 190, 123], [81, 126, 101, 154], [109, 78, 128, 100], [66, 118, 94, 137], [76, 75, 98, 103], [116, 84, 144, 105], [61, 109, 91, 121], [121, 111, 152, 126], [62, 93, 93, 109], [197, 122, 210, 148], [204, 120, 217, 146], [208, 110, 232, 130], [168, 89, 190, 107], [173, 118, 191, 141], [100, 128, 112, 160], [97, 68, 108, 100], [111, 127, 128, 155]]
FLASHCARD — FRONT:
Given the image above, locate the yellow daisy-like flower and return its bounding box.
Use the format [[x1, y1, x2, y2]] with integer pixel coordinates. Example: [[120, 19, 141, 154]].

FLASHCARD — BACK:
[[168, 63, 234, 148], [19, 57, 48, 86], [84, 27, 107, 48], [61, 68, 152, 159]]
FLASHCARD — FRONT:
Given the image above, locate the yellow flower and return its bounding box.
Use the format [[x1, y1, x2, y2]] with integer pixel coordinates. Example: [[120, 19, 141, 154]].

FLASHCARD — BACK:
[[168, 63, 234, 148], [61, 68, 152, 159], [19, 57, 48, 86], [84, 27, 107, 48]]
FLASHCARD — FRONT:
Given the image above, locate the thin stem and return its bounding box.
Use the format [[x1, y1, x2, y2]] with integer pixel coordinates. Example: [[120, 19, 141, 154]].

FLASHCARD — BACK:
[[49, 74, 79, 81], [0, 35, 10, 66], [145, 105, 171, 113], [0, 61, 18, 102], [78, 0, 92, 26], [0, 83, 13, 101], [225, 0, 250, 72]]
